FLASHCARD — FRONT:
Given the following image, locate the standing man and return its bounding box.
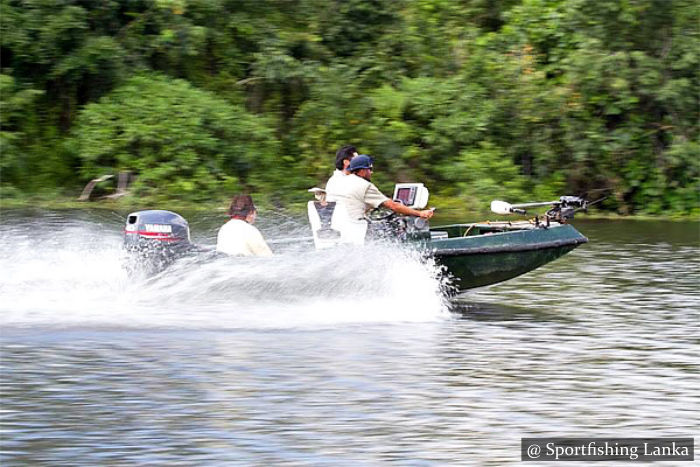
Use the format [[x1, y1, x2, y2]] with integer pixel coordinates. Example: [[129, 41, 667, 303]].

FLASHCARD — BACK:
[[216, 194, 273, 257], [327, 154, 434, 223], [325, 145, 358, 195]]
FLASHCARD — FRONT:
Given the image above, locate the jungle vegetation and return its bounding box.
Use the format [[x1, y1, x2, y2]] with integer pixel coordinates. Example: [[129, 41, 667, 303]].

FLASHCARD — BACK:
[[1, 0, 698, 216]]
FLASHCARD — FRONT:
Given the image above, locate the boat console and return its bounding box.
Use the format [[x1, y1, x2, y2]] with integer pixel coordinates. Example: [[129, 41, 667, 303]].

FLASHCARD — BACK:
[[392, 183, 429, 209]]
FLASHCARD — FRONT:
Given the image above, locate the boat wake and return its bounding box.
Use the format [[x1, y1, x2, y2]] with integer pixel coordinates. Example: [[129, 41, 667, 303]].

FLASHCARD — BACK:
[[0, 215, 450, 330]]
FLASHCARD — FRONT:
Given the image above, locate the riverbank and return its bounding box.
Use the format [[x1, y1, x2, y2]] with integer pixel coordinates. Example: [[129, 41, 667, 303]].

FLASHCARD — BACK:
[[1, 191, 698, 223]]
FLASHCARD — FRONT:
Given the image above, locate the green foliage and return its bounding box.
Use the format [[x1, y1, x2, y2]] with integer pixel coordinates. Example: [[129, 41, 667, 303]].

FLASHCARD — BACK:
[[0, 74, 44, 188], [440, 142, 529, 206], [0, 0, 697, 215], [72, 74, 277, 201]]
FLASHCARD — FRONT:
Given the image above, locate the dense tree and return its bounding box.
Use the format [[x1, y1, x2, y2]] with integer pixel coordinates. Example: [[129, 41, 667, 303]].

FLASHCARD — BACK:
[[0, 74, 43, 193], [72, 74, 277, 201], [1, 0, 697, 215]]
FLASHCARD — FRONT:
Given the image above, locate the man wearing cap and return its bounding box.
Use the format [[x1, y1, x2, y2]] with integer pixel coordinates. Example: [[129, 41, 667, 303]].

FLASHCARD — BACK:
[[326, 154, 435, 223]]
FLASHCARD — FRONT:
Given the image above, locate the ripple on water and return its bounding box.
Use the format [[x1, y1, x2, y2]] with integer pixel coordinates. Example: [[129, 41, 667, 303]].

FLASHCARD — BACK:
[[1, 214, 698, 465]]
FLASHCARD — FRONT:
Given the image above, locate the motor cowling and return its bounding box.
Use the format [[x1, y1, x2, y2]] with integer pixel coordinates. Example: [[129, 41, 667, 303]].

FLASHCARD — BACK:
[[123, 210, 192, 275], [124, 210, 191, 248]]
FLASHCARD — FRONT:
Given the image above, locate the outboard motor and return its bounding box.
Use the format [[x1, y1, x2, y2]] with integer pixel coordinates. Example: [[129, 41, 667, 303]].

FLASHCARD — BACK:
[[123, 210, 192, 275]]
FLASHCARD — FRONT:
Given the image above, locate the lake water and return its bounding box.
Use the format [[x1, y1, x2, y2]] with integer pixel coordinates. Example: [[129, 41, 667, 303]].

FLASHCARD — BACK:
[[1, 210, 698, 465]]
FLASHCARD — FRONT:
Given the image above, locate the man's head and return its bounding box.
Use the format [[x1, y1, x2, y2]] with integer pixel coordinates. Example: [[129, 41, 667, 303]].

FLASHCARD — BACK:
[[347, 154, 374, 181], [228, 194, 257, 222], [335, 145, 358, 171]]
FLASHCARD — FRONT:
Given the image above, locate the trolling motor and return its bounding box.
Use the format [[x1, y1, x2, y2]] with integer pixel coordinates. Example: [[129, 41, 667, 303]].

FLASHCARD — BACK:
[[546, 196, 588, 223], [491, 196, 588, 224]]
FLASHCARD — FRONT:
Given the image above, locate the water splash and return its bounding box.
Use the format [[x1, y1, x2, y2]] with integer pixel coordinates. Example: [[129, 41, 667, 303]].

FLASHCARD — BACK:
[[0, 214, 450, 329]]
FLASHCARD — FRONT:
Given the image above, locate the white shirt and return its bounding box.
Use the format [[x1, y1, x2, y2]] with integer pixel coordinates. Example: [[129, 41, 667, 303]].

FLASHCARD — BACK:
[[216, 219, 273, 257], [324, 169, 346, 198], [325, 173, 389, 221]]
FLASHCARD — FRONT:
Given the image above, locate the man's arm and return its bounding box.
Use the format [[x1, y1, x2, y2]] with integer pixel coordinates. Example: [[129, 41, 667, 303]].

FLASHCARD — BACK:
[[381, 200, 434, 219]]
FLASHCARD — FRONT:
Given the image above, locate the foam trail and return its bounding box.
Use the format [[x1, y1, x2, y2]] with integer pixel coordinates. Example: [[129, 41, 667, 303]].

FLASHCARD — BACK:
[[0, 215, 450, 329]]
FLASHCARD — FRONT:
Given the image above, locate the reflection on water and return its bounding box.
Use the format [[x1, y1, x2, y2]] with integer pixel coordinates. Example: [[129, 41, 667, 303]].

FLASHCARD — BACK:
[[1, 212, 698, 465]]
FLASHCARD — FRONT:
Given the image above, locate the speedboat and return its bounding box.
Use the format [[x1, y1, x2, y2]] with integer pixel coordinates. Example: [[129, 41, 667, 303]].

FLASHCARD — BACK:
[[306, 184, 588, 292], [425, 219, 587, 290], [122, 186, 588, 292]]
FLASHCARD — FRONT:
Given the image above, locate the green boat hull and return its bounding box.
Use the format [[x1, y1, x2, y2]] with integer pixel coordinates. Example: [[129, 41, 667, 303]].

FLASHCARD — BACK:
[[426, 223, 588, 291]]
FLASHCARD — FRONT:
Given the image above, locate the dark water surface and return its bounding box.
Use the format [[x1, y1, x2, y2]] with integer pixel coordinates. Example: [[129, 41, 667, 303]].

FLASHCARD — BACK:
[[1, 211, 698, 465]]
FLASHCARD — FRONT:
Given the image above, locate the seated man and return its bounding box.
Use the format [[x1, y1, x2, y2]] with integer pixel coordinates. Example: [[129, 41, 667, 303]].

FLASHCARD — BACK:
[[325, 155, 434, 242], [216, 194, 273, 257]]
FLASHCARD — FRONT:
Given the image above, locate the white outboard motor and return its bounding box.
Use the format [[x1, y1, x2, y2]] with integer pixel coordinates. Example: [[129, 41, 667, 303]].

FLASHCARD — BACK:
[[123, 210, 192, 275]]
